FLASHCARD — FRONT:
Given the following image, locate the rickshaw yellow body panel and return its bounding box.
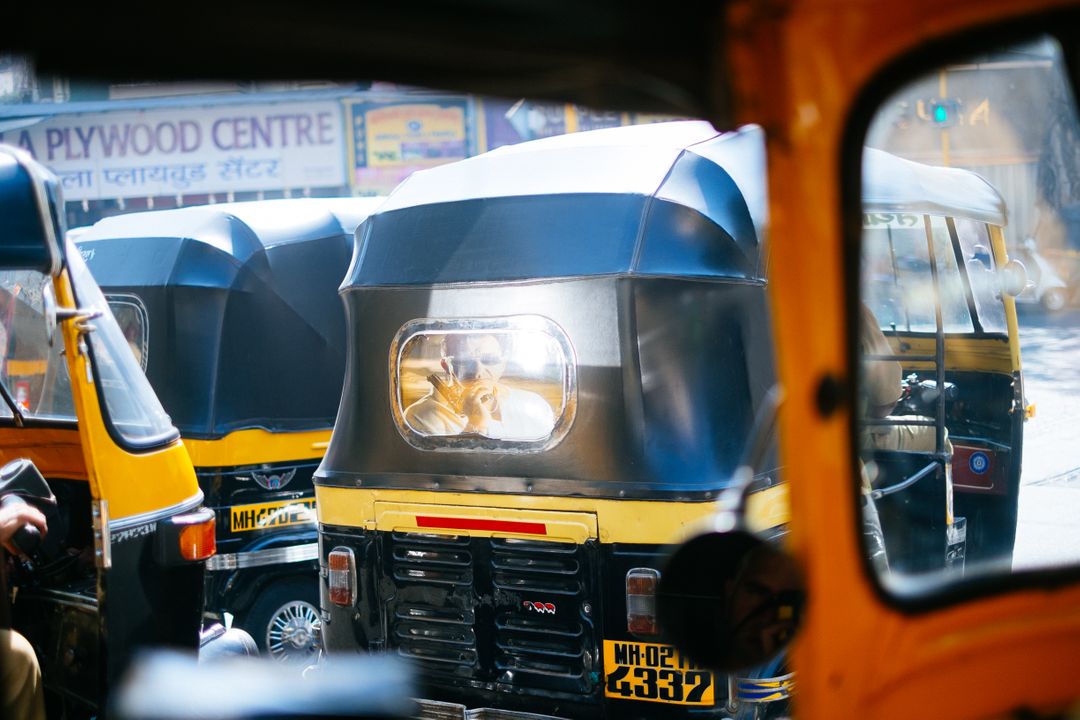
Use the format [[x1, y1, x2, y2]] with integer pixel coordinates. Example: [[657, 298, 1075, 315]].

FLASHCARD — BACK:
[[885, 336, 1014, 375], [0, 427, 86, 480], [54, 270, 200, 521], [374, 502, 599, 543], [316, 487, 728, 545], [184, 428, 331, 468], [734, 0, 1080, 716]]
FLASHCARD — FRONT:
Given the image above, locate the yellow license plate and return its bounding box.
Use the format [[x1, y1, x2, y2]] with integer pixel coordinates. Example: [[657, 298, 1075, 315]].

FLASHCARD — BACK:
[[603, 640, 716, 706]]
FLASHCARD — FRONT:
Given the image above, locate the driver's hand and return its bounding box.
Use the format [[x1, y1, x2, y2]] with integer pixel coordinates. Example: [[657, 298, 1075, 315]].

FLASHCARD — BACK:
[[0, 503, 47, 556], [461, 381, 499, 433]]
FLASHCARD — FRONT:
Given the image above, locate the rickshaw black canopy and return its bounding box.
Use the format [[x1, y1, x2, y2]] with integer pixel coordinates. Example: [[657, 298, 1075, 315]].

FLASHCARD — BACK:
[[77, 198, 383, 439], [319, 122, 775, 499]]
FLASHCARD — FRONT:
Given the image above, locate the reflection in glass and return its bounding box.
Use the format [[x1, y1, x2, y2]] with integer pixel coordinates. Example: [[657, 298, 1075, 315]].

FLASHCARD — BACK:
[[106, 295, 149, 372], [0, 271, 74, 421], [396, 321, 570, 444], [859, 35, 1080, 591]]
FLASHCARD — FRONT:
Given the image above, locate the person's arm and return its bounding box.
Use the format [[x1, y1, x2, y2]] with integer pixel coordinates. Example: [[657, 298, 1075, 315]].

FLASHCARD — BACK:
[[0, 503, 47, 557]]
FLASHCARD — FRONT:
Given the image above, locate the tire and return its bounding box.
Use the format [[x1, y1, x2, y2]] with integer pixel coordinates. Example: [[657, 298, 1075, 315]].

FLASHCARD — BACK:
[[1041, 287, 1068, 312], [243, 579, 322, 663]]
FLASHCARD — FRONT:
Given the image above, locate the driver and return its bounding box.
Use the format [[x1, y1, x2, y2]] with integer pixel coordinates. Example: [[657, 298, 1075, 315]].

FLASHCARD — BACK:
[[0, 501, 47, 720], [723, 543, 804, 669], [404, 333, 556, 441], [859, 303, 952, 455]]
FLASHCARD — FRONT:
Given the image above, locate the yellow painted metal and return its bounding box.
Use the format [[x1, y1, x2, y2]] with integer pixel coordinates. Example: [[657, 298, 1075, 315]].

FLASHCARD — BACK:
[[183, 428, 332, 468], [316, 487, 724, 545], [0, 427, 86, 480], [54, 271, 200, 520], [745, 482, 790, 533], [885, 336, 1014, 374], [374, 501, 597, 543], [722, 0, 1080, 716]]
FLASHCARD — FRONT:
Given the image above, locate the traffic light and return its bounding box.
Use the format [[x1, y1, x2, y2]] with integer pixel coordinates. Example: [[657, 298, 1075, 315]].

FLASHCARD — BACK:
[[927, 98, 961, 128]]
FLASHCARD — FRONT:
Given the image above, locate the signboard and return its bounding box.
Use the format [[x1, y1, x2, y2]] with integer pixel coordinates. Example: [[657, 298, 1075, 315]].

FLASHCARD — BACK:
[[347, 98, 470, 195], [0, 101, 347, 200]]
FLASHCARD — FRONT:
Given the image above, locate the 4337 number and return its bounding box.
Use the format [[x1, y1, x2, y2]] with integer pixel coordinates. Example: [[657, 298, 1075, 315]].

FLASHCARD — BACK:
[[605, 666, 713, 705]]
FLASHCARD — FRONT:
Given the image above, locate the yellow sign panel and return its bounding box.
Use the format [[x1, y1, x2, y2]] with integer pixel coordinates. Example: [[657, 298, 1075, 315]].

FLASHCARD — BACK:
[[230, 499, 317, 533], [602, 640, 716, 706]]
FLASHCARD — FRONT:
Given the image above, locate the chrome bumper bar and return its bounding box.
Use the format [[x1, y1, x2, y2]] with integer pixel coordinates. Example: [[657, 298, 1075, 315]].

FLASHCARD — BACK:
[[206, 542, 318, 571]]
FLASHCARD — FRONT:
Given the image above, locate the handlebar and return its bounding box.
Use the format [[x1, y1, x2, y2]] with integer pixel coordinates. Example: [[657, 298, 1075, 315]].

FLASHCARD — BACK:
[[0, 493, 43, 557]]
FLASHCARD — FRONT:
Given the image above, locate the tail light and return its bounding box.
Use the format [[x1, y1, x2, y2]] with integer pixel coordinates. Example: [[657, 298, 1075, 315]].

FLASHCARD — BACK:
[[626, 567, 660, 635], [155, 507, 216, 565], [177, 514, 216, 561], [328, 547, 357, 607]]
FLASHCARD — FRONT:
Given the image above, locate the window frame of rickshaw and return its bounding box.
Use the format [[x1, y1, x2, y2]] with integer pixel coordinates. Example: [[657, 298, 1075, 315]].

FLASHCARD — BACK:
[[843, 19, 1080, 611], [103, 293, 150, 373], [863, 213, 977, 335], [388, 315, 578, 454], [64, 243, 179, 451]]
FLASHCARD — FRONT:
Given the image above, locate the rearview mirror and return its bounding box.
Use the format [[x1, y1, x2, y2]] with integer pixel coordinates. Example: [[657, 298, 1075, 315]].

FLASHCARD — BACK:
[[1000, 258, 1029, 298], [0, 145, 64, 276], [657, 524, 804, 672]]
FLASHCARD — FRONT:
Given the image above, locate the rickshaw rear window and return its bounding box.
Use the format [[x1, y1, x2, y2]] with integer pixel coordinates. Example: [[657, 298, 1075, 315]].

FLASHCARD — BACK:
[[391, 316, 575, 451], [105, 294, 149, 372]]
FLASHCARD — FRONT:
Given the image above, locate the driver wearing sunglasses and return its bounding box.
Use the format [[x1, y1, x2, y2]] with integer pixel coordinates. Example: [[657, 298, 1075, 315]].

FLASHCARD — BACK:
[[404, 333, 555, 441]]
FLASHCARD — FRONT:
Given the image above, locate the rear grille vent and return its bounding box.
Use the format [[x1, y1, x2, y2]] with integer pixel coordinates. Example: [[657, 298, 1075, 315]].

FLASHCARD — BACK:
[[491, 538, 594, 693], [383, 532, 597, 696], [389, 533, 477, 668]]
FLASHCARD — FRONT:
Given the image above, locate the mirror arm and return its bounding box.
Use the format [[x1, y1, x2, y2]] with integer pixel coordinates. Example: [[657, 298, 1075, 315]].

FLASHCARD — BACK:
[[729, 385, 785, 515], [0, 382, 26, 427], [55, 307, 103, 327]]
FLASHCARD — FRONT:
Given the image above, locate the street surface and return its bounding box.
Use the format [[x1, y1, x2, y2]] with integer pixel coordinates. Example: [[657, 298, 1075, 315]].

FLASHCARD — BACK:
[[1012, 305, 1080, 570]]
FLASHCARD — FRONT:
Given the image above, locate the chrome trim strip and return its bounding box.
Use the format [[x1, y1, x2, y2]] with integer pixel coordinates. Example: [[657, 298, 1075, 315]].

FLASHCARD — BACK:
[[109, 490, 205, 532], [414, 698, 570, 720], [206, 542, 319, 571]]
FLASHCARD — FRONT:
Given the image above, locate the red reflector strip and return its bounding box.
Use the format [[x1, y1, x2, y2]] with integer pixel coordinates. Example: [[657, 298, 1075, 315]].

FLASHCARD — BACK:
[[416, 516, 548, 535]]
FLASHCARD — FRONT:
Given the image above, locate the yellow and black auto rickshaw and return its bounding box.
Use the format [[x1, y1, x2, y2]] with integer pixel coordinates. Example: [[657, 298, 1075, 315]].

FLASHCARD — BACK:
[[315, 121, 782, 719], [0, 144, 231, 716], [858, 148, 1027, 573], [75, 197, 383, 662]]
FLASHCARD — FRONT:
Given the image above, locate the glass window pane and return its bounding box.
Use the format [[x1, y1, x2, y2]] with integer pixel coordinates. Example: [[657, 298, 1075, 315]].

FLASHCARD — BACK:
[[0, 271, 75, 422], [392, 316, 575, 450]]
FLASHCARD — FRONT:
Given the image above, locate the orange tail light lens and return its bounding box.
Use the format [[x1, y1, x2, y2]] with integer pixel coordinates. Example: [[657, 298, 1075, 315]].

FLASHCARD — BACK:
[[328, 547, 357, 607], [626, 567, 660, 635], [177, 514, 216, 561]]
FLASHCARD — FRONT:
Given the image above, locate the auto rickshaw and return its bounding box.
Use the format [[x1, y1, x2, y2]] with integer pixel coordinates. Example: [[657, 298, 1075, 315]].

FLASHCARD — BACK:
[[658, 147, 1027, 718], [0, 144, 231, 716], [858, 148, 1026, 572], [74, 197, 383, 662], [315, 121, 783, 719]]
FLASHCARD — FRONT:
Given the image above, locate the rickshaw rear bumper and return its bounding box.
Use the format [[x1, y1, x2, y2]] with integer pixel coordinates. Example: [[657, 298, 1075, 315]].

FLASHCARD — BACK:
[[414, 699, 571, 720]]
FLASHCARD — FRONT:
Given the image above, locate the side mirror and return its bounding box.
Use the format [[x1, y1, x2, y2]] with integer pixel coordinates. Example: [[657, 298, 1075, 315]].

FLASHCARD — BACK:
[[657, 522, 804, 672], [1000, 258, 1029, 298], [0, 145, 64, 276]]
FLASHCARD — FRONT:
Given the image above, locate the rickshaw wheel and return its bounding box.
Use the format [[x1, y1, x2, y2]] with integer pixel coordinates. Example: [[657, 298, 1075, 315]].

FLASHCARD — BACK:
[[245, 580, 322, 663]]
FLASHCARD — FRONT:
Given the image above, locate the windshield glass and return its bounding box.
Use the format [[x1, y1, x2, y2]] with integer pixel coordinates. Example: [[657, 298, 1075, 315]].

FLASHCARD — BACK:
[[0, 270, 74, 421], [66, 240, 176, 445]]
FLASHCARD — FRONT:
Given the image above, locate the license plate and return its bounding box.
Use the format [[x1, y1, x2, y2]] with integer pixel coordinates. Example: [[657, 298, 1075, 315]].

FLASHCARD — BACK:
[[602, 640, 716, 706]]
